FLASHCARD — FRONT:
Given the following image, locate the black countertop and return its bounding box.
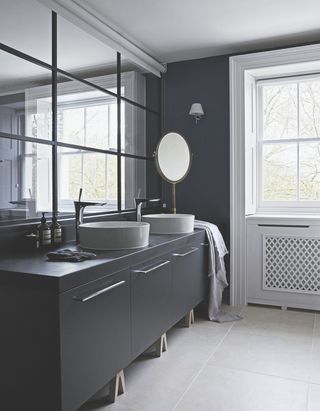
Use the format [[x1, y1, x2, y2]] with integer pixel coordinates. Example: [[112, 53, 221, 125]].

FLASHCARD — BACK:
[[0, 229, 206, 293]]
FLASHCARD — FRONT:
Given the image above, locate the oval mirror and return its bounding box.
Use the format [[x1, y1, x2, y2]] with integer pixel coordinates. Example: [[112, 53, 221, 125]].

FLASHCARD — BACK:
[[155, 132, 192, 213], [155, 132, 192, 183]]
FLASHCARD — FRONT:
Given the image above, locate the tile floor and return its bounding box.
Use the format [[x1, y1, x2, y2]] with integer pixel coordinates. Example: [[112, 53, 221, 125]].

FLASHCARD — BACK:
[[79, 304, 320, 411]]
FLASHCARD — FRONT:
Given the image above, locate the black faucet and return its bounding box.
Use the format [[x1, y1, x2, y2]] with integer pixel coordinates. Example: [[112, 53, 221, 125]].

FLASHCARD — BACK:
[[134, 198, 161, 222], [74, 188, 106, 243]]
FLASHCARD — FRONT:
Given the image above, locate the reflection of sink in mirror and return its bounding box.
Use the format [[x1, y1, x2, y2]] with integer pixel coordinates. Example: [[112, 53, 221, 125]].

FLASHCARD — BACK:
[[142, 214, 195, 234], [79, 221, 150, 250]]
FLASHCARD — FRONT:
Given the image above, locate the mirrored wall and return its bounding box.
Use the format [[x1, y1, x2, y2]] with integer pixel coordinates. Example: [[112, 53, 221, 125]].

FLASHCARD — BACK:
[[0, 0, 161, 223]]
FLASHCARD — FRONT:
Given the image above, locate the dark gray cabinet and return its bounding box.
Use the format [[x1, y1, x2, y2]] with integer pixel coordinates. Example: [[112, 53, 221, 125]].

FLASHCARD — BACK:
[[172, 242, 208, 323], [131, 257, 172, 358], [60, 269, 131, 411], [1, 230, 208, 411]]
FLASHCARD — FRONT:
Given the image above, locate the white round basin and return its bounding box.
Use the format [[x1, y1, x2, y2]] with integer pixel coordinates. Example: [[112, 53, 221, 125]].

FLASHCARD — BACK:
[[79, 221, 150, 250], [142, 214, 195, 234]]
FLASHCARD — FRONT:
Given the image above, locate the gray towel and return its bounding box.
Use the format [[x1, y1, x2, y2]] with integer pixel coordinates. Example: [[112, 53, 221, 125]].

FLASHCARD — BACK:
[[194, 220, 242, 323], [47, 249, 96, 262]]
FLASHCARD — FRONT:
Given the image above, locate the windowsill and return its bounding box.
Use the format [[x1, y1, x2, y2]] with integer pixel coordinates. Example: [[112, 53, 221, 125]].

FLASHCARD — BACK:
[[246, 212, 320, 225]]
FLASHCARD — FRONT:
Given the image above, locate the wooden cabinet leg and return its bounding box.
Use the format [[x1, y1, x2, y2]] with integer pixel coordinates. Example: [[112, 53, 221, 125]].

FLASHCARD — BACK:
[[154, 333, 167, 357], [184, 309, 195, 327], [109, 369, 125, 403]]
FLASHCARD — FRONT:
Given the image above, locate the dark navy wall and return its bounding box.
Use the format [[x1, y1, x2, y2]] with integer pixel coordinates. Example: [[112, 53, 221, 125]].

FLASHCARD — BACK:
[[163, 55, 230, 245]]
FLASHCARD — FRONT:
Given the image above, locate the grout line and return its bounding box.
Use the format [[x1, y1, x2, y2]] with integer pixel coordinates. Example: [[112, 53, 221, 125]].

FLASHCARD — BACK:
[[310, 312, 317, 366], [171, 306, 246, 410], [204, 362, 310, 385], [306, 312, 317, 411], [308, 312, 317, 385]]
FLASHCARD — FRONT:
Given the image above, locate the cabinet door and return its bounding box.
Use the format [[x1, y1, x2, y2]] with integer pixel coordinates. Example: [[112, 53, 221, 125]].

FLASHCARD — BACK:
[[131, 257, 172, 359], [60, 269, 131, 411], [172, 242, 207, 323]]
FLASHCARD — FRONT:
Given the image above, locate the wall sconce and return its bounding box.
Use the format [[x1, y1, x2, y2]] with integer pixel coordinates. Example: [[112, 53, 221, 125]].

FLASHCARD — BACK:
[[189, 103, 204, 124]]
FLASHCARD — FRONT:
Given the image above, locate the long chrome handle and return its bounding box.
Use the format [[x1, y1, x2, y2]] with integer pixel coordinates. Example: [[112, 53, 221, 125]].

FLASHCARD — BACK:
[[132, 260, 170, 275], [172, 247, 199, 257], [74, 280, 126, 302], [200, 242, 209, 246]]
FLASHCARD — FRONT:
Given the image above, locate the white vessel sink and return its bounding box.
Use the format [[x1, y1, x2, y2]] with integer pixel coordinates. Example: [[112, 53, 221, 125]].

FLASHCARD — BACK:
[[79, 221, 150, 250], [142, 213, 195, 234]]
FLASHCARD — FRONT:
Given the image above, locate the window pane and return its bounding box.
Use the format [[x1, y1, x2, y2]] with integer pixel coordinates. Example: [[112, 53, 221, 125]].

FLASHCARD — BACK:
[[0, 137, 52, 222], [121, 101, 160, 156], [121, 157, 160, 209], [57, 75, 117, 150], [57, 16, 117, 93], [58, 148, 117, 214], [299, 81, 320, 137], [263, 144, 297, 201], [0, 51, 52, 140], [299, 142, 320, 200], [262, 84, 298, 140], [0, 0, 51, 63], [121, 57, 161, 111]]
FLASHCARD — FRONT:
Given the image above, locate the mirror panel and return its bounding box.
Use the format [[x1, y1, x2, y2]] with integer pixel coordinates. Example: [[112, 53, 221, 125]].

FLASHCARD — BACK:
[[121, 157, 160, 210], [0, 0, 52, 63], [121, 57, 161, 111], [57, 147, 117, 215], [0, 137, 52, 222], [57, 16, 117, 93], [56, 74, 117, 151], [121, 100, 160, 157], [0, 50, 52, 141]]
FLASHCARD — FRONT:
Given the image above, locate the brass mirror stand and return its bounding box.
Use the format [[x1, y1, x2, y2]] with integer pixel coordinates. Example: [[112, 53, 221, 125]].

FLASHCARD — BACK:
[[172, 183, 176, 214]]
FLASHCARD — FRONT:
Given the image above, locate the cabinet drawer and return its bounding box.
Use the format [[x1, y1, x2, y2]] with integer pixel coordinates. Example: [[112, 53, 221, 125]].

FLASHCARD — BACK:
[[172, 242, 208, 322], [60, 269, 131, 411], [131, 257, 172, 359]]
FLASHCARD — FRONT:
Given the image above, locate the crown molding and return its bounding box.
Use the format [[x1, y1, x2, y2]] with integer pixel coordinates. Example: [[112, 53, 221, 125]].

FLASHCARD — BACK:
[[37, 0, 166, 77]]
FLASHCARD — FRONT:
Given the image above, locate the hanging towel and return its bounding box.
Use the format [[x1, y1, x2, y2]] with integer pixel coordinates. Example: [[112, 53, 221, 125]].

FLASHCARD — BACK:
[[194, 220, 242, 323]]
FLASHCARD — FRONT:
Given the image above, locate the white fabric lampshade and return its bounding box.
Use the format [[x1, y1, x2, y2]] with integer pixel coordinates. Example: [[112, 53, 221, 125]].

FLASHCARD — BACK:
[[189, 103, 204, 116]]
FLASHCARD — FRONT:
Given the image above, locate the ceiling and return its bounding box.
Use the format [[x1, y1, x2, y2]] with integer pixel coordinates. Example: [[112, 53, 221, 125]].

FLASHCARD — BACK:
[[83, 0, 320, 63], [2, 0, 320, 91]]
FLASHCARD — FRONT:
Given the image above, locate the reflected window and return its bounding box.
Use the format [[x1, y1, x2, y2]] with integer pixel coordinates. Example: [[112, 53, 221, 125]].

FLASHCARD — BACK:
[[0, 138, 52, 221], [58, 147, 117, 214]]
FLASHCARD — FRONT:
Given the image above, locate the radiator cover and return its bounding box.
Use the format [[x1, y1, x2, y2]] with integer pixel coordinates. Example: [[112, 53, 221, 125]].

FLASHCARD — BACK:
[[263, 235, 320, 295]]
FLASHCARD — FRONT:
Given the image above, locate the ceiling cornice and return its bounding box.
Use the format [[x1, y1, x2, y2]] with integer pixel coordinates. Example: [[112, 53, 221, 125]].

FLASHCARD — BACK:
[[37, 0, 166, 76]]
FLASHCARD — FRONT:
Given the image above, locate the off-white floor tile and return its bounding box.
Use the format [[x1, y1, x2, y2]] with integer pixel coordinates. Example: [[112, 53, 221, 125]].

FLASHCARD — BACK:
[[313, 314, 320, 348], [192, 304, 244, 331], [233, 305, 315, 342], [307, 384, 320, 411], [310, 350, 320, 385], [209, 329, 312, 381], [174, 365, 308, 411], [79, 401, 138, 411]]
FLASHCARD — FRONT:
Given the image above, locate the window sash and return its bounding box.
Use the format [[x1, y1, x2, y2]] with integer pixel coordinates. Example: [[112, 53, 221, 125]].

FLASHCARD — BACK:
[[257, 80, 320, 210]]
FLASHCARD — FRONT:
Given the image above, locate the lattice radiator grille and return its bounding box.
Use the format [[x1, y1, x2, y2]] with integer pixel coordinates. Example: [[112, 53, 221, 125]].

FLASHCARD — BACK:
[[263, 235, 320, 294]]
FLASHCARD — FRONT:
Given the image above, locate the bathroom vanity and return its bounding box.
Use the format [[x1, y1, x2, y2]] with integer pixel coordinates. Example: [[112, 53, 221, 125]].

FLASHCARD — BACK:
[[0, 228, 208, 411]]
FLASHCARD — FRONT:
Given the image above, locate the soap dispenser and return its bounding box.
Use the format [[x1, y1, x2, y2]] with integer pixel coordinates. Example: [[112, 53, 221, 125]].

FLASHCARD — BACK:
[[37, 212, 52, 247], [51, 214, 62, 245]]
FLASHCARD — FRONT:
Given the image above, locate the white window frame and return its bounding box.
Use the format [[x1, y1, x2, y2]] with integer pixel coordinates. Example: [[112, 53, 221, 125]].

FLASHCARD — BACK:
[[230, 43, 320, 306], [256, 75, 320, 213]]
